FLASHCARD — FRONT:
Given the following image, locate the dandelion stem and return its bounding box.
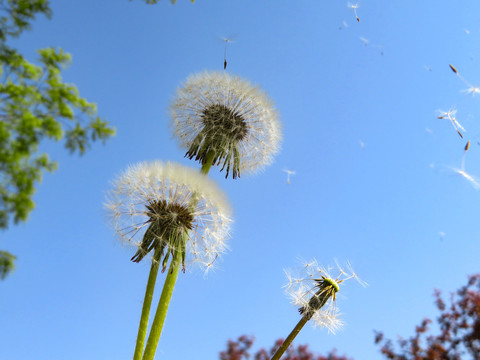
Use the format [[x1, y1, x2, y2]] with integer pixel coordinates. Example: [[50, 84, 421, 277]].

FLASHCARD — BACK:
[[200, 149, 215, 174], [270, 316, 309, 360], [141, 250, 182, 360], [133, 248, 161, 360]]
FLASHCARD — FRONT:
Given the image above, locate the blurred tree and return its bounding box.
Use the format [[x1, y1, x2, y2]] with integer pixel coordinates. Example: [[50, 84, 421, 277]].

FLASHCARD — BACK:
[[0, 250, 15, 279], [219, 335, 352, 360], [375, 274, 480, 360], [0, 0, 115, 279]]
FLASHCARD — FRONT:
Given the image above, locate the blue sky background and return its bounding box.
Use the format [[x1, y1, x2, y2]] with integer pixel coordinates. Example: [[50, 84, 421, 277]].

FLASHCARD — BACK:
[[2, 1, 480, 359]]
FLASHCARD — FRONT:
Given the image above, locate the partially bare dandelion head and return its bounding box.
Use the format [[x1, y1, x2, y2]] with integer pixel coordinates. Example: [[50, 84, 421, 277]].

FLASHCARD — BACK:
[[284, 259, 366, 334], [171, 71, 282, 179], [105, 161, 232, 273]]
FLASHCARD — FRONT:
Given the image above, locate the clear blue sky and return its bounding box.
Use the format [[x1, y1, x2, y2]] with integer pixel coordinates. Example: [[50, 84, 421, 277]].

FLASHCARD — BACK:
[[2, 1, 480, 359]]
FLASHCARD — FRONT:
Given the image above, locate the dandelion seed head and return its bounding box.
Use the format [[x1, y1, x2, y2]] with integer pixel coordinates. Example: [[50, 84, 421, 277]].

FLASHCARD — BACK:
[[284, 259, 365, 332], [105, 161, 232, 273], [171, 71, 282, 179]]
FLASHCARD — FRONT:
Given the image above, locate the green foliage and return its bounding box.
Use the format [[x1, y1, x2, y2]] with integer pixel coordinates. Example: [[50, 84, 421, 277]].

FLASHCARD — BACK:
[[0, 0, 51, 41], [0, 250, 16, 279], [0, 0, 115, 279], [0, 45, 115, 228]]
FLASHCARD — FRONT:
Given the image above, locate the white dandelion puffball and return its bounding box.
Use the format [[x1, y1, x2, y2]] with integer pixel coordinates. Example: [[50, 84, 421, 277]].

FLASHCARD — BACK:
[[171, 71, 282, 179], [284, 259, 366, 334], [106, 161, 232, 273]]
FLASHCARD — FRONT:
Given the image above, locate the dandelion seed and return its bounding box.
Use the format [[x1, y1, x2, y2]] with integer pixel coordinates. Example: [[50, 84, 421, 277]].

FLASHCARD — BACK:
[[221, 36, 236, 70], [359, 37, 369, 46], [339, 20, 349, 30], [455, 169, 480, 189], [283, 169, 296, 185], [347, 2, 360, 22], [171, 71, 282, 179], [462, 86, 480, 96], [444, 153, 480, 190], [449, 64, 480, 96], [437, 108, 465, 138], [465, 141, 471, 152], [105, 161, 232, 273]]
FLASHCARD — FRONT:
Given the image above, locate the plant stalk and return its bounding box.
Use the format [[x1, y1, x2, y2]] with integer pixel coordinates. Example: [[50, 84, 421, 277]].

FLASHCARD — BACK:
[[270, 316, 309, 360], [200, 149, 215, 175], [141, 250, 182, 360], [133, 248, 161, 360]]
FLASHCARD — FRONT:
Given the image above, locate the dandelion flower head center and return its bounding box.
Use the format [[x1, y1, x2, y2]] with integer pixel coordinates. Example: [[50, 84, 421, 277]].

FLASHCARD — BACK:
[[129, 199, 195, 268], [201, 104, 248, 143], [146, 199, 194, 232], [322, 277, 340, 293]]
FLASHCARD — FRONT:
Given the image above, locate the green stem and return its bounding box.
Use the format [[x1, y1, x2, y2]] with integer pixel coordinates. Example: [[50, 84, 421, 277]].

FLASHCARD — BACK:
[[133, 248, 161, 360], [270, 316, 309, 360], [141, 250, 182, 360], [200, 149, 215, 175]]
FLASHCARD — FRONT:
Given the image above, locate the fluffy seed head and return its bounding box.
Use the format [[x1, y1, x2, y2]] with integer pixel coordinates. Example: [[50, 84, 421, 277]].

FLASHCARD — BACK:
[[105, 161, 232, 273], [284, 259, 366, 334], [171, 71, 282, 179]]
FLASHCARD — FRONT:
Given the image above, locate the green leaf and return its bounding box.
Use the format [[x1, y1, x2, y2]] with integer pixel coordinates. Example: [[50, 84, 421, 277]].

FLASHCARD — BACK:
[[0, 250, 16, 279]]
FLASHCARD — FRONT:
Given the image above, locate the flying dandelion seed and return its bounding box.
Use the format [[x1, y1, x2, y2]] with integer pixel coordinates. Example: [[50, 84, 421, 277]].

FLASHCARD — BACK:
[[220, 36, 236, 70], [339, 20, 349, 30], [283, 169, 296, 185], [465, 141, 471, 152], [449, 64, 480, 96], [347, 2, 360, 22], [444, 154, 480, 190], [454, 168, 480, 189], [437, 108, 465, 138], [359, 37, 369, 46]]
